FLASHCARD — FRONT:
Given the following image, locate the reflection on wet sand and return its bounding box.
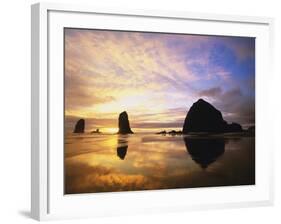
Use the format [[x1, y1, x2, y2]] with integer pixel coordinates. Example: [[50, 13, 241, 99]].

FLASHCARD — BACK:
[[65, 133, 255, 194], [117, 135, 128, 160], [184, 138, 225, 169]]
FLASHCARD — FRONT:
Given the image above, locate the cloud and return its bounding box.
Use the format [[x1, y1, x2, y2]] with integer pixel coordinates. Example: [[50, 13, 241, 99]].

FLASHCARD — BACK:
[[199, 86, 254, 128], [220, 36, 255, 60], [199, 87, 222, 97]]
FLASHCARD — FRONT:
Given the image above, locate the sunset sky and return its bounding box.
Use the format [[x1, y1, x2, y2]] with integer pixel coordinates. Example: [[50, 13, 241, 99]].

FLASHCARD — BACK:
[[64, 28, 255, 133]]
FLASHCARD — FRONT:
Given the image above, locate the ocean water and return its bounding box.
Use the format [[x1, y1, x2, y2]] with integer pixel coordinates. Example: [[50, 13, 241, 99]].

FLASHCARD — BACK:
[[64, 133, 255, 194]]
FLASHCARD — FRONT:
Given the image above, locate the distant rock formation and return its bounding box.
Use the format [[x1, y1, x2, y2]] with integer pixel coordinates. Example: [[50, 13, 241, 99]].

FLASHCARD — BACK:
[[226, 122, 242, 132], [156, 130, 183, 135], [168, 130, 182, 135], [73, 119, 85, 133], [182, 99, 243, 133], [118, 111, 134, 134], [156, 130, 167, 135], [243, 125, 255, 136], [91, 128, 101, 134], [184, 137, 225, 169]]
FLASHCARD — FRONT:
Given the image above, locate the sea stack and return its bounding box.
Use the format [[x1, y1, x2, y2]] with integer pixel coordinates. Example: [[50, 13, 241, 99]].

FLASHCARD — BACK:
[[118, 111, 133, 134], [183, 99, 226, 133], [182, 99, 243, 133], [73, 119, 85, 133]]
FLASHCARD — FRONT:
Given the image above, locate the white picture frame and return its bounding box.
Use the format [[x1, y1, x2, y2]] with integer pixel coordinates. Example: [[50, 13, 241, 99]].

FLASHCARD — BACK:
[[31, 2, 274, 221]]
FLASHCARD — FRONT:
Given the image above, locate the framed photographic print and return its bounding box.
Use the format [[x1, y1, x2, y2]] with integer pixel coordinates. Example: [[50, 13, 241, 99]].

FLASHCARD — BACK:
[[31, 2, 274, 221]]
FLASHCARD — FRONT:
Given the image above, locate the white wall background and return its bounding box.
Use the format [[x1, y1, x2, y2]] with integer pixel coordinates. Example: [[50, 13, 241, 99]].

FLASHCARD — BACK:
[[0, 0, 279, 223]]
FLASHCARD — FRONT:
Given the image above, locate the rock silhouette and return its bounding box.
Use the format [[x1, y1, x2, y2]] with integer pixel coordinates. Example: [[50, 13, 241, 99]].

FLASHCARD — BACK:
[[156, 130, 183, 135], [183, 99, 226, 133], [73, 119, 85, 133], [91, 128, 101, 134], [183, 99, 243, 133], [168, 130, 182, 135], [118, 111, 133, 134], [156, 130, 167, 135], [184, 137, 225, 169], [226, 122, 242, 132]]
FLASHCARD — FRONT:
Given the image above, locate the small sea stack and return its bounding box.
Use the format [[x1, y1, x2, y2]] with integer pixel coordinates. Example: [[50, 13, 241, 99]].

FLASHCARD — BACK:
[[225, 122, 242, 132], [91, 128, 101, 134], [73, 119, 85, 133], [156, 130, 167, 135], [117, 111, 134, 134]]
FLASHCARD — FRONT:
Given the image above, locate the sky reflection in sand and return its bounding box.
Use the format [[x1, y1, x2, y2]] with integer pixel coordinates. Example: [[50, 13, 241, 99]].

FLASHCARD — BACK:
[[65, 133, 255, 194]]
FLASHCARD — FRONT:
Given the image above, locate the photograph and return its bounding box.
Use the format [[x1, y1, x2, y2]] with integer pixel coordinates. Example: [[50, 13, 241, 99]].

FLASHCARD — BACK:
[[64, 28, 255, 194]]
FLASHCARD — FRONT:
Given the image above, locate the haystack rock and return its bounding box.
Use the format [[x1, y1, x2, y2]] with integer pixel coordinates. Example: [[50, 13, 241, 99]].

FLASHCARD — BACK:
[[73, 119, 85, 133], [183, 99, 226, 133], [182, 99, 243, 133], [118, 111, 134, 134]]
